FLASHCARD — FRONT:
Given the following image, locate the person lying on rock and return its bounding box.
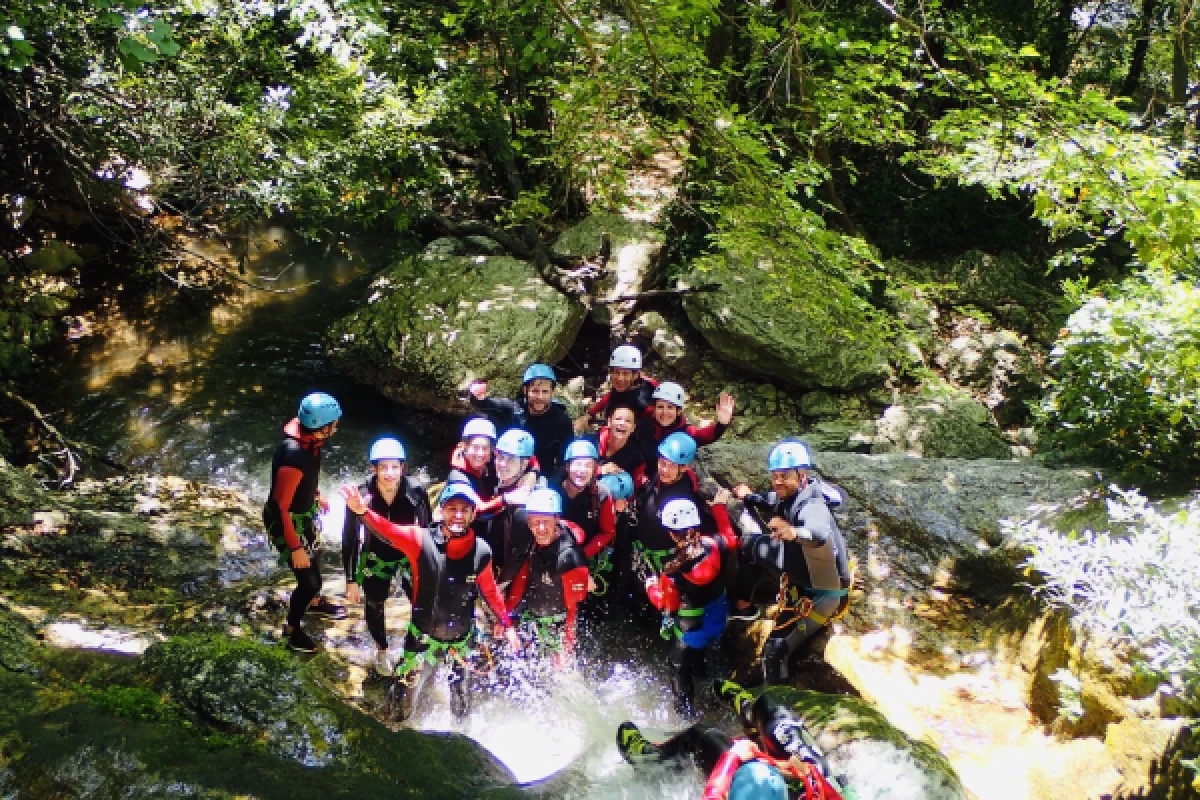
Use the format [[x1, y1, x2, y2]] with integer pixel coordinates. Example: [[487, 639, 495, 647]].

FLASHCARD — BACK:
[[502, 488, 590, 667], [341, 437, 432, 677], [467, 363, 574, 475], [480, 428, 542, 589], [617, 680, 846, 800], [597, 404, 651, 487], [730, 440, 852, 685], [447, 417, 505, 539], [576, 344, 659, 432], [637, 382, 735, 481], [549, 439, 616, 599], [264, 392, 346, 654], [340, 482, 520, 722], [628, 433, 739, 617], [644, 498, 731, 716]]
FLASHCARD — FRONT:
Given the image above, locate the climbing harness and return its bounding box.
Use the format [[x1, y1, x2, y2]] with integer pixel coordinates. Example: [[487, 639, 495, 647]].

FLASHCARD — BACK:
[[357, 550, 410, 583], [771, 558, 857, 632], [659, 605, 706, 640], [394, 624, 475, 684], [632, 542, 672, 583], [269, 501, 322, 564], [517, 611, 568, 656], [589, 547, 613, 596]]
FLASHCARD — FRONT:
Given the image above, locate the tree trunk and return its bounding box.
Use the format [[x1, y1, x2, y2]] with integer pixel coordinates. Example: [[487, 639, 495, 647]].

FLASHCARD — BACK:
[[1046, 0, 1079, 78], [1174, 0, 1193, 103], [1121, 0, 1159, 98]]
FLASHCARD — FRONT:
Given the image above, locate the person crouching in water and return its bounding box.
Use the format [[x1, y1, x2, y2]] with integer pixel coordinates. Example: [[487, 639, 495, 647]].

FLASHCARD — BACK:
[[503, 488, 590, 667], [553, 439, 616, 597], [264, 392, 346, 654], [341, 437, 432, 677], [340, 482, 520, 721], [485, 428, 541, 587], [731, 440, 851, 685], [645, 498, 730, 715]]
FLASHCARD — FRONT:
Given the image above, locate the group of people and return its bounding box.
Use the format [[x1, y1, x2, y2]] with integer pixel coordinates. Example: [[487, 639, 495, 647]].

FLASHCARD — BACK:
[[263, 344, 854, 800]]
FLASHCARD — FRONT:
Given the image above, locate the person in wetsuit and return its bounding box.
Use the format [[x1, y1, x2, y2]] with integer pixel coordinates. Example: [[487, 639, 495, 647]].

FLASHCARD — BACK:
[[264, 392, 346, 653], [447, 417, 505, 538], [579, 344, 659, 430], [551, 439, 616, 598], [467, 363, 574, 475], [597, 405, 650, 487], [616, 681, 846, 800], [340, 482, 521, 721], [731, 440, 852, 684], [341, 437, 432, 676], [482, 428, 542, 588], [637, 381, 735, 481], [503, 488, 590, 666]]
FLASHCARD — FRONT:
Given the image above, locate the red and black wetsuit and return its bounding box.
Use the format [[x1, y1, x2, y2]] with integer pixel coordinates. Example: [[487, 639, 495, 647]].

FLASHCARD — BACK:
[[358, 513, 511, 641], [636, 413, 728, 482], [703, 742, 840, 800], [447, 443, 505, 539], [341, 476, 432, 650], [263, 418, 325, 630], [483, 461, 541, 584], [635, 470, 737, 554], [553, 477, 617, 560], [647, 536, 725, 615], [587, 376, 659, 419], [505, 519, 590, 654], [597, 425, 649, 487]]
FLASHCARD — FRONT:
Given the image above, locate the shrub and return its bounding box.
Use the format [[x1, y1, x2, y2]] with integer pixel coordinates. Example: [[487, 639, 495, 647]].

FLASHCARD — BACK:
[[1009, 487, 1200, 708], [1040, 269, 1200, 481]]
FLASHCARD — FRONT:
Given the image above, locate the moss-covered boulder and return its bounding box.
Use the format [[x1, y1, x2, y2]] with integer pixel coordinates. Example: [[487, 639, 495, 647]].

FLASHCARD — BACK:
[[554, 213, 664, 326], [327, 238, 587, 412], [681, 246, 892, 390], [869, 384, 1011, 460], [762, 687, 969, 800]]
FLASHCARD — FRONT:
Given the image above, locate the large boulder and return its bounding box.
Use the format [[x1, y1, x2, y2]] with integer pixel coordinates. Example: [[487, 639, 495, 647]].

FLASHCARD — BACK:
[[762, 686, 969, 800], [553, 213, 664, 327], [681, 246, 893, 391], [868, 386, 1012, 460], [327, 238, 587, 412]]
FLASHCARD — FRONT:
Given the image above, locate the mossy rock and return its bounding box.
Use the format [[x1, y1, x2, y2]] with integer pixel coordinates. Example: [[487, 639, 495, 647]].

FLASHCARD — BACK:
[[871, 385, 1011, 460], [761, 686, 969, 800], [682, 247, 892, 391], [0, 606, 39, 675], [327, 244, 587, 412]]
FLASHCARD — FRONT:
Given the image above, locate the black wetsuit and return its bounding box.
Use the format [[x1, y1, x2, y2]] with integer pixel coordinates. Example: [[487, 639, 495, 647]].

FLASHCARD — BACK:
[[263, 420, 324, 630], [341, 477, 432, 649], [469, 394, 574, 474]]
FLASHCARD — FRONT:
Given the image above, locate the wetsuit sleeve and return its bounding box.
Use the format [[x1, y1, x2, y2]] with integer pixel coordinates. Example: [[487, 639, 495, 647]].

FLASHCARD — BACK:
[[341, 507, 362, 582], [562, 519, 587, 546], [683, 542, 722, 586], [702, 744, 768, 800], [560, 565, 590, 651], [270, 467, 305, 551], [470, 395, 521, 428], [583, 496, 616, 558], [505, 561, 530, 619], [686, 420, 728, 446], [476, 562, 511, 627], [646, 574, 681, 613], [711, 503, 739, 550], [796, 502, 834, 547], [587, 391, 611, 417], [360, 511, 424, 563]]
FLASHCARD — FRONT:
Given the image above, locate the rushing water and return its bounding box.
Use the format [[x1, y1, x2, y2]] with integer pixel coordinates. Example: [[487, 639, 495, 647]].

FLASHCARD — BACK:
[[44, 227, 734, 796]]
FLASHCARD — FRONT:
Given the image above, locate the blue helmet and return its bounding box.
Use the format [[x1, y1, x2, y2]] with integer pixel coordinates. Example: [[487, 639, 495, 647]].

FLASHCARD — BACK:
[[439, 482, 481, 507], [598, 472, 635, 501], [768, 440, 812, 471], [728, 761, 788, 800], [525, 488, 563, 515], [523, 363, 557, 385], [563, 439, 600, 462], [496, 429, 535, 458], [657, 432, 697, 466], [298, 392, 342, 430], [368, 437, 406, 463]]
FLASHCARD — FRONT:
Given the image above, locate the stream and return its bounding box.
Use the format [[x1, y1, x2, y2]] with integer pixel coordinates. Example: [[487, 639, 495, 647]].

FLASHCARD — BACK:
[[42, 227, 723, 797]]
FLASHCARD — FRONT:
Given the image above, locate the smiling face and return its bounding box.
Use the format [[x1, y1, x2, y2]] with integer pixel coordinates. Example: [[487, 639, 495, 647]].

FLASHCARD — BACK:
[[653, 400, 680, 428], [770, 468, 806, 499], [608, 407, 636, 440], [463, 436, 493, 471], [371, 458, 406, 491], [658, 458, 682, 485], [441, 497, 477, 536], [567, 457, 597, 489], [524, 378, 554, 414], [528, 512, 560, 546], [494, 452, 527, 485], [610, 368, 637, 392]]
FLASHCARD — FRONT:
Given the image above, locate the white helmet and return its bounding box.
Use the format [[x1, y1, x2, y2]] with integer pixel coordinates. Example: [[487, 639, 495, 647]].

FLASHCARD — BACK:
[[660, 498, 702, 531], [652, 381, 686, 408], [462, 417, 497, 441], [609, 345, 643, 370]]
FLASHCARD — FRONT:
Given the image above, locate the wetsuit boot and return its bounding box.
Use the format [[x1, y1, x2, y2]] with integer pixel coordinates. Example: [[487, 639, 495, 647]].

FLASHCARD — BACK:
[[388, 659, 435, 721], [616, 722, 662, 764], [448, 658, 471, 720]]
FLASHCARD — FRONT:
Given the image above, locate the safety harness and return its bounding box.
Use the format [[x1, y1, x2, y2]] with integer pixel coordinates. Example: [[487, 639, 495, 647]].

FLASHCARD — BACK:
[[517, 610, 568, 655], [357, 550, 411, 583], [270, 500, 322, 564], [589, 547, 613, 596], [772, 558, 856, 632], [395, 623, 475, 682], [632, 541, 672, 583]]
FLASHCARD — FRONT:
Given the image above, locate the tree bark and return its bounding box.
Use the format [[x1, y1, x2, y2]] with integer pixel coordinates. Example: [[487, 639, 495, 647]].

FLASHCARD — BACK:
[[1121, 0, 1159, 97], [1174, 0, 1193, 103]]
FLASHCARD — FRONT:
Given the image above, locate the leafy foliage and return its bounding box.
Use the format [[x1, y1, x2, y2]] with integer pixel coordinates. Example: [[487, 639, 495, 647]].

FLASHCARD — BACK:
[[1041, 269, 1200, 481]]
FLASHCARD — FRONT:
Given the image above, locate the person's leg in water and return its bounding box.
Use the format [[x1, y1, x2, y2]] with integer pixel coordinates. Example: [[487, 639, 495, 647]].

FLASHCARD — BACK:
[[669, 639, 706, 716], [362, 571, 393, 673], [285, 555, 322, 652], [762, 594, 839, 684], [618, 722, 733, 772], [388, 630, 436, 721]]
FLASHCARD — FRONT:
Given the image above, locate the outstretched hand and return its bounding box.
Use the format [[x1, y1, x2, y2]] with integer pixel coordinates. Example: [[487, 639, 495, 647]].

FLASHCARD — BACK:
[[340, 485, 368, 515], [732, 483, 753, 500], [715, 392, 736, 425]]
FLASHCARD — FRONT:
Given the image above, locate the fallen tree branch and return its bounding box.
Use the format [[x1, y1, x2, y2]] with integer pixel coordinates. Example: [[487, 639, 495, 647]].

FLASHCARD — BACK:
[[2, 389, 129, 478], [594, 281, 722, 304]]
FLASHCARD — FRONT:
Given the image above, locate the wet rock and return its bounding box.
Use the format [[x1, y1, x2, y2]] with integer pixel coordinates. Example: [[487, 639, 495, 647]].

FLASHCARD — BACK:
[[628, 311, 698, 375], [682, 247, 892, 390], [762, 686, 970, 800], [327, 241, 586, 412], [553, 213, 664, 327], [1106, 717, 1192, 798]]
